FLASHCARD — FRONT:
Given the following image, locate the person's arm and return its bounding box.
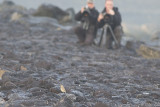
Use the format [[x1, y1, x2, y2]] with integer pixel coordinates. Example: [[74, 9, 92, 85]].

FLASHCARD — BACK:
[[97, 13, 105, 28], [90, 10, 99, 24], [97, 19, 105, 28], [75, 7, 86, 21], [113, 8, 122, 26], [75, 11, 83, 21]]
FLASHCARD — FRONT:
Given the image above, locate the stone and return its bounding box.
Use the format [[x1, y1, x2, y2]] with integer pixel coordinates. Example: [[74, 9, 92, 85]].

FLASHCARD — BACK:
[[152, 31, 160, 41], [0, 69, 8, 80], [137, 44, 160, 59], [33, 4, 74, 23], [50, 87, 61, 94], [34, 60, 52, 70], [2, 0, 15, 6], [0, 1, 28, 21], [10, 12, 23, 22], [94, 102, 109, 107], [54, 96, 75, 107], [33, 4, 68, 20], [60, 8, 75, 24], [125, 40, 145, 52]]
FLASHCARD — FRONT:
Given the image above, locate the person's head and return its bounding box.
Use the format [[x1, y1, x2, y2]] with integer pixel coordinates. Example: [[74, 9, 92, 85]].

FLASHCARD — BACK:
[[105, 0, 113, 10], [87, 0, 94, 9]]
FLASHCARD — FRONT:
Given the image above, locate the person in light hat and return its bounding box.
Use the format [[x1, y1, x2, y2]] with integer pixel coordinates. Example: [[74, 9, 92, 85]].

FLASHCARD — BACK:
[[87, 0, 94, 3], [74, 0, 99, 46], [97, 0, 123, 49]]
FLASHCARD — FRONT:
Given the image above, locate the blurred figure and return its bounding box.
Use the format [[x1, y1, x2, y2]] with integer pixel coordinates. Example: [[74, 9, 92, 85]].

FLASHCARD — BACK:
[[97, 0, 123, 49], [74, 0, 99, 46]]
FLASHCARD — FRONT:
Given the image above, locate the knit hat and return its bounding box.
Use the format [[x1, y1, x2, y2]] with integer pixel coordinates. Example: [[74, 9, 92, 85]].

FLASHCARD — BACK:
[[87, 0, 94, 3], [106, 0, 113, 1]]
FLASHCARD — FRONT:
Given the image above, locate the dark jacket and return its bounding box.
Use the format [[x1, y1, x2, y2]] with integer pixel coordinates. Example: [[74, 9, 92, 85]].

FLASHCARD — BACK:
[[75, 7, 99, 26], [97, 7, 122, 29]]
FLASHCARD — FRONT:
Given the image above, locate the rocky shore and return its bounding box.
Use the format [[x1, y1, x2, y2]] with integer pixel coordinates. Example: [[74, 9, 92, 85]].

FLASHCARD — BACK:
[[0, 1, 160, 107]]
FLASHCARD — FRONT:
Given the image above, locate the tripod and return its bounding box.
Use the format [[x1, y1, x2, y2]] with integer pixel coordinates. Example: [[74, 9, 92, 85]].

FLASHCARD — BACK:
[[98, 24, 118, 48]]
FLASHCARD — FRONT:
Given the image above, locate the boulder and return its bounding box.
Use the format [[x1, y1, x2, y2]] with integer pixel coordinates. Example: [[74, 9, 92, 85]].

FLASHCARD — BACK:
[[137, 44, 160, 59], [125, 40, 160, 58], [33, 4, 68, 20], [10, 12, 23, 22], [0, 1, 26, 12], [60, 8, 75, 24], [2, 0, 15, 6], [125, 40, 145, 52], [0, 1, 28, 21], [33, 4, 75, 23], [152, 31, 160, 41]]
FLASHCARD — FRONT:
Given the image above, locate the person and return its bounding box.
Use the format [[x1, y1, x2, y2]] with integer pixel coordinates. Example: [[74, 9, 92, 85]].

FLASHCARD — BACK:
[[74, 0, 99, 46], [97, 0, 123, 49]]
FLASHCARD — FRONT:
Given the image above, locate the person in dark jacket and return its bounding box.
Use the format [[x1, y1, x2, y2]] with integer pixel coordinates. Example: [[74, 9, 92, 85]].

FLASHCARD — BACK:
[[74, 0, 99, 46], [97, 0, 123, 49]]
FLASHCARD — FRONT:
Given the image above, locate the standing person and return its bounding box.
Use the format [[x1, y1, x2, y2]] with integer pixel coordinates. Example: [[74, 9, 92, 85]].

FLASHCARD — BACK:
[[97, 0, 123, 49], [74, 0, 99, 46]]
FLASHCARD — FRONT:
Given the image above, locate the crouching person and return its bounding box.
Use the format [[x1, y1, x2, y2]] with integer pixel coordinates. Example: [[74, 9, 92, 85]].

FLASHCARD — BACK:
[[74, 0, 99, 46], [97, 0, 123, 49]]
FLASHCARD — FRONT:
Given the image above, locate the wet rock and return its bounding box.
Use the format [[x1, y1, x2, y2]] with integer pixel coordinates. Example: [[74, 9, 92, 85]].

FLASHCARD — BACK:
[[111, 95, 121, 100], [10, 12, 23, 22], [137, 44, 160, 59], [40, 79, 55, 89], [121, 99, 128, 104], [71, 90, 84, 98], [8, 93, 22, 101], [28, 87, 46, 93], [3, 81, 17, 90], [54, 96, 75, 107], [0, 97, 5, 104], [0, 69, 9, 80], [94, 102, 109, 107], [33, 4, 66, 21], [2, 0, 15, 6], [1, 72, 18, 90], [27, 87, 47, 97], [151, 92, 160, 99], [1, 72, 11, 82], [71, 90, 85, 102], [3, 51, 17, 60], [152, 31, 160, 40], [0, 1, 27, 21], [65, 8, 75, 21], [50, 87, 61, 94], [66, 94, 76, 101], [150, 31, 160, 47], [33, 4, 75, 24], [19, 101, 35, 107], [34, 60, 53, 70], [59, 8, 75, 24], [74, 80, 81, 85], [125, 40, 145, 52]]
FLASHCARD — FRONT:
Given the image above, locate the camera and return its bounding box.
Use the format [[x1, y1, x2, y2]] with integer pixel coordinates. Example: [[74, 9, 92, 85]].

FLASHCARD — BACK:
[[82, 6, 91, 16], [102, 12, 113, 25], [81, 6, 91, 22], [81, 7, 91, 30]]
